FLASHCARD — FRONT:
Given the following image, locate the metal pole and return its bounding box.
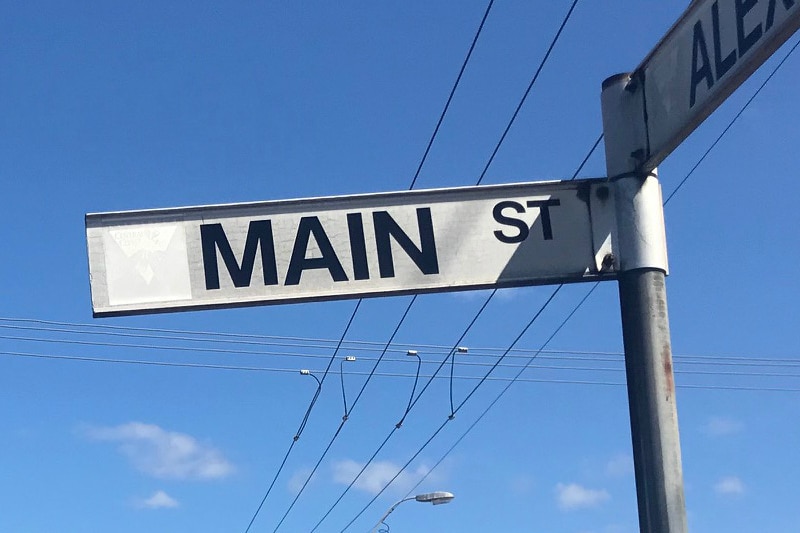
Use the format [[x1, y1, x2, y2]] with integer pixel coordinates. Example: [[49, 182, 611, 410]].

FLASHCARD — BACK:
[[601, 73, 688, 533]]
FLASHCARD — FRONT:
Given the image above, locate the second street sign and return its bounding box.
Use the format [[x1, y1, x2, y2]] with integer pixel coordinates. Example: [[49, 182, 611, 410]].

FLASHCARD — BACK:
[[636, 0, 800, 170], [86, 179, 621, 317]]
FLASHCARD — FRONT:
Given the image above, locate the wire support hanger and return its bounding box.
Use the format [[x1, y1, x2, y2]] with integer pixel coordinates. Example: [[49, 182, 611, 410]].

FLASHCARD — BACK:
[[396, 350, 422, 428]]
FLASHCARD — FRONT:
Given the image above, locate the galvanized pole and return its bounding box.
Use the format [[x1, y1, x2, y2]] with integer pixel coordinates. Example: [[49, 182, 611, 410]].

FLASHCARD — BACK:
[[600, 73, 688, 533]]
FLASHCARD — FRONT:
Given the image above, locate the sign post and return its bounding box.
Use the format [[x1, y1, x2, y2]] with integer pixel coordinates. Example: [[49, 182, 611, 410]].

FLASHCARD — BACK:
[[601, 74, 687, 533], [601, 1, 800, 530]]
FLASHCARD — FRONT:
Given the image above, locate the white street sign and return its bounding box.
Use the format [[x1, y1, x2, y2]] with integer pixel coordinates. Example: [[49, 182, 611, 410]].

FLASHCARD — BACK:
[[86, 179, 621, 317], [637, 0, 799, 170]]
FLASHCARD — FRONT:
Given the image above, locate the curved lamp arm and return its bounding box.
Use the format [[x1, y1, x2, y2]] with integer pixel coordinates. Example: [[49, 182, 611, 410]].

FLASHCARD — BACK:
[[369, 492, 454, 533]]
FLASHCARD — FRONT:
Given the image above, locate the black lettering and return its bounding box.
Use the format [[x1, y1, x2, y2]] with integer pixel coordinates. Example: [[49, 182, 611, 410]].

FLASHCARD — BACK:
[[713, 1, 737, 79], [526, 199, 561, 240], [766, 0, 795, 31], [690, 20, 715, 108], [492, 201, 529, 244], [373, 208, 439, 278], [285, 216, 348, 285], [200, 221, 278, 290], [736, 0, 762, 56], [347, 212, 370, 280]]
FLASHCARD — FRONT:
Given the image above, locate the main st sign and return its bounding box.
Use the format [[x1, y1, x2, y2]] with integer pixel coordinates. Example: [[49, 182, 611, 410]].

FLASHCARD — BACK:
[[86, 179, 622, 317]]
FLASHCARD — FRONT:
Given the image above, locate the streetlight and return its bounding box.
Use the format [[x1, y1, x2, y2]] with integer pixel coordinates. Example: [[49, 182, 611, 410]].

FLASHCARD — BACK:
[[370, 491, 455, 533]]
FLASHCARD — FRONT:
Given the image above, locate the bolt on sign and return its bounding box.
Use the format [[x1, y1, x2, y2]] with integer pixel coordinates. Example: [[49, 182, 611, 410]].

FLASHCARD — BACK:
[[85, 179, 623, 317]]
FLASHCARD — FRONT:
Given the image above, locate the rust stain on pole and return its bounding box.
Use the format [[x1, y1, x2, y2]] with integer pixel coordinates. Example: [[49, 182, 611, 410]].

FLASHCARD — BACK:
[[663, 346, 674, 397]]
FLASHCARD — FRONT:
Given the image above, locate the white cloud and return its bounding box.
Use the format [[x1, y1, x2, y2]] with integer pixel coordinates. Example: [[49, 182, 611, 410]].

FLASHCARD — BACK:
[[714, 476, 745, 496], [85, 422, 234, 480], [288, 467, 316, 494], [605, 454, 633, 478], [137, 490, 179, 509], [332, 459, 432, 495], [704, 417, 744, 436], [555, 483, 611, 511]]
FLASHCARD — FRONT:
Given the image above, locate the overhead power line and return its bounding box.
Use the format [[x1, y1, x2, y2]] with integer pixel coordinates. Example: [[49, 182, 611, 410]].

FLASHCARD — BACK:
[[5, 349, 799, 393], [242, 2, 498, 531], [3, 320, 800, 367], [307, 2, 585, 530], [362, 34, 800, 528]]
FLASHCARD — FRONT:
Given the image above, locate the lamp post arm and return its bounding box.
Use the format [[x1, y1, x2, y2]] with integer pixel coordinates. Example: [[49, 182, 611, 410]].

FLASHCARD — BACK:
[[369, 497, 415, 533]]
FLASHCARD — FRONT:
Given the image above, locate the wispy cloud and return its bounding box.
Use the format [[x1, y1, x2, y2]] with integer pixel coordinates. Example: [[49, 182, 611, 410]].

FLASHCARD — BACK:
[[703, 417, 744, 436], [84, 422, 234, 480], [605, 454, 633, 478], [331, 459, 432, 495], [555, 483, 610, 511], [288, 467, 316, 494], [137, 490, 179, 509], [714, 476, 745, 496]]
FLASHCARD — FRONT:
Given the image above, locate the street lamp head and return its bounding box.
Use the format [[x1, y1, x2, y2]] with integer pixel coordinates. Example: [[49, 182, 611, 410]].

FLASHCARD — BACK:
[[370, 490, 454, 532], [344, 356, 356, 362], [414, 491, 455, 505], [299, 369, 310, 375], [406, 350, 418, 357], [456, 346, 468, 354]]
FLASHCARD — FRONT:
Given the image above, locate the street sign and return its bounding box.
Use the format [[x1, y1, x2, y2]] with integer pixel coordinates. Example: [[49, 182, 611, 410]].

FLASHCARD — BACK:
[[86, 179, 620, 317], [636, 0, 800, 170]]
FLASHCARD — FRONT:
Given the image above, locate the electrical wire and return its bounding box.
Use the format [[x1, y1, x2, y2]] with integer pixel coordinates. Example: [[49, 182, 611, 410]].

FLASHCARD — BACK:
[[306, 289, 497, 533], [664, 36, 800, 204], [4, 322, 800, 368], [358, 35, 800, 523], [310, 7, 591, 523], [242, 300, 362, 533], [475, 0, 580, 186], [268, 295, 419, 532], [255, 3, 501, 528], [338, 287, 566, 531], [5, 349, 799, 391], [408, 0, 495, 190]]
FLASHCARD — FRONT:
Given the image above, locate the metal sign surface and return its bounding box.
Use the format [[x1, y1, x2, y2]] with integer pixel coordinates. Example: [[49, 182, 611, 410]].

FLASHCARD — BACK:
[[637, 0, 800, 170], [86, 179, 618, 317]]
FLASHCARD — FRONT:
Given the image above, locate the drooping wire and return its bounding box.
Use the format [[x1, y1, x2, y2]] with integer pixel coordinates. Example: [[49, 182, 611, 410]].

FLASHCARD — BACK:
[[340, 356, 357, 420], [448, 347, 468, 419], [262, 2, 501, 529], [396, 350, 422, 429], [269, 295, 419, 532], [404, 283, 600, 499], [337, 288, 563, 531], [306, 291, 497, 533], [315, 123, 603, 532], [383, 35, 800, 508], [295, 371, 323, 440], [242, 300, 361, 533]]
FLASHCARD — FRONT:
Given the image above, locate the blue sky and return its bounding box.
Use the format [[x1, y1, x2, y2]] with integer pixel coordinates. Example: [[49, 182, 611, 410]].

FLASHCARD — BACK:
[[3, 1, 799, 532]]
